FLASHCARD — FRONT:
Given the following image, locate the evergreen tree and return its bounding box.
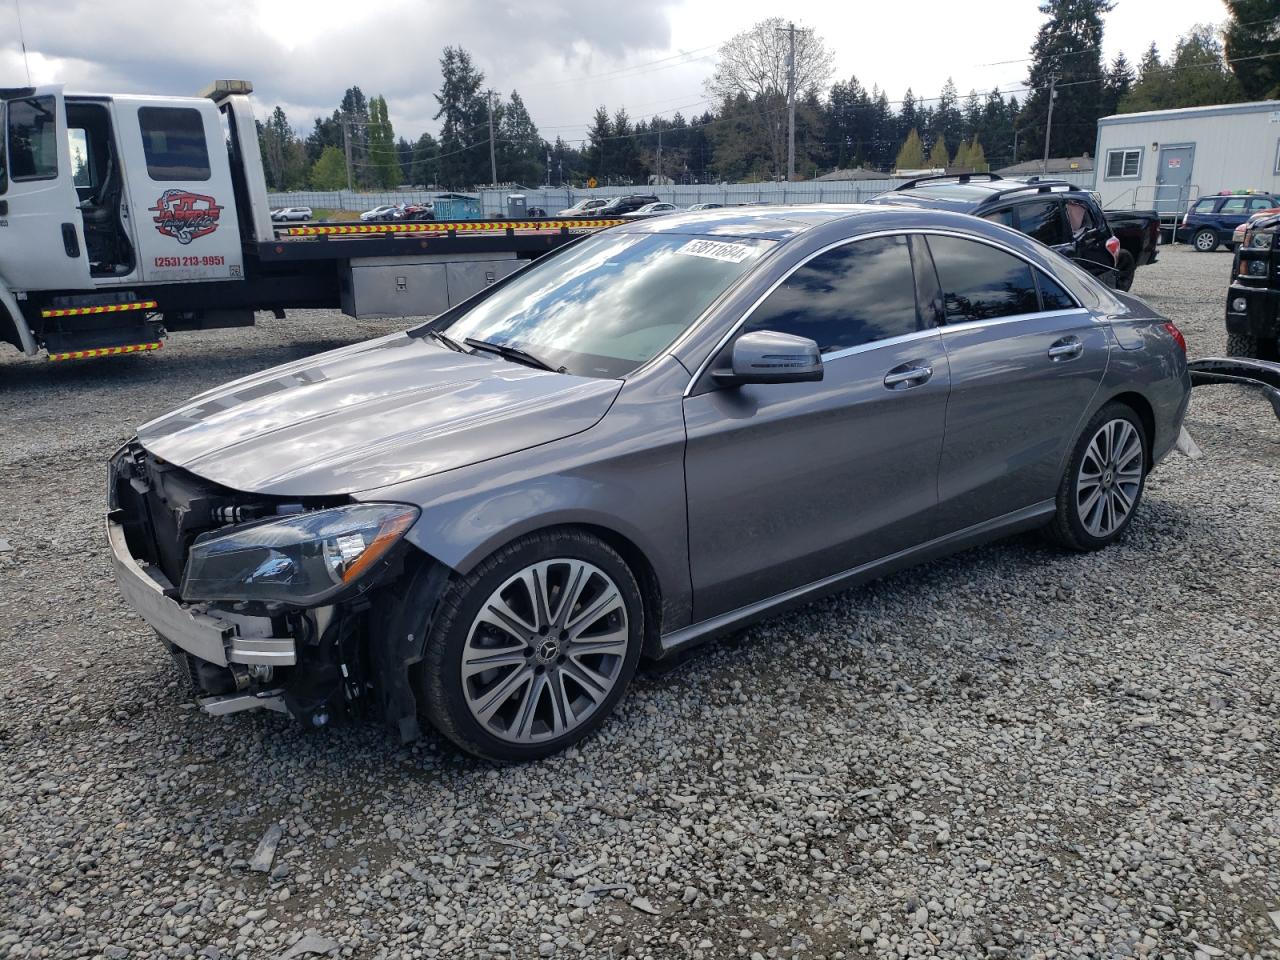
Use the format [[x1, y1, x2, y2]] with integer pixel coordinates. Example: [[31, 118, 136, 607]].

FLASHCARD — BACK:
[[1223, 0, 1280, 99], [1099, 52, 1136, 118], [1121, 27, 1243, 112], [409, 132, 439, 187], [928, 136, 950, 169], [396, 136, 414, 183], [338, 86, 371, 186], [611, 109, 641, 184], [582, 106, 612, 181], [310, 145, 348, 189], [434, 46, 488, 188], [898, 89, 918, 145], [497, 91, 544, 185], [366, 96, 401, 188], [962, 89, 982, 142], [933, 79, 963, 152], [869, 87, 894, 170], [1019, 0, 1113, 160], [895, 128, 925, 170], [305, 114, 342, 165]]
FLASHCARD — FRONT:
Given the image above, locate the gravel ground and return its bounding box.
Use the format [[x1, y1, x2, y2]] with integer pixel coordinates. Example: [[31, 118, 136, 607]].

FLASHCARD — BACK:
[[1, 245, 1278, 960]]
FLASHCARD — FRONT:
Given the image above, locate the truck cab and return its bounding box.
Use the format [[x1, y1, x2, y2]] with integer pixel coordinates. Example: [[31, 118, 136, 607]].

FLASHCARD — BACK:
[[0, 81, 266, 357]]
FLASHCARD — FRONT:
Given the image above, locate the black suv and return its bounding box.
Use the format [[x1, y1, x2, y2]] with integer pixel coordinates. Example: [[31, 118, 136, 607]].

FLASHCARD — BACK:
[[867, 173, 1149, 290], [594, 194, 661, 216]]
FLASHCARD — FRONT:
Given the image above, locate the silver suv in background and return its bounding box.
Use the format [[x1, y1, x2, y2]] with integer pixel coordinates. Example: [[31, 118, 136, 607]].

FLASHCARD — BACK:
[[107, 205, 1190, 762]]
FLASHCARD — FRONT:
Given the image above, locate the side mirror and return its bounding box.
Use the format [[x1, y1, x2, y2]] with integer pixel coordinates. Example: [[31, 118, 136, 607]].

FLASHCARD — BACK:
[[714, 330, 824, 386]]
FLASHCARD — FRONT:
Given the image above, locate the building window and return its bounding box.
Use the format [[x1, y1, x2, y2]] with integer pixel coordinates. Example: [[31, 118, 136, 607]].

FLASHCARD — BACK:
[[1105, 148, 1142, 180], [1275, 137, 1280, 176]]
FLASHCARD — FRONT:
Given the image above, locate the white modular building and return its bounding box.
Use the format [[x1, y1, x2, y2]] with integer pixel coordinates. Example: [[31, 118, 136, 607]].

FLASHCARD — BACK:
[[1094, 100, 1280, 220]]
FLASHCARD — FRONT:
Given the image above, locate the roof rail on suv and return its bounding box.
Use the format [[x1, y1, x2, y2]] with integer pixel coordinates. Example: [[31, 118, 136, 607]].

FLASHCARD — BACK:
[[983, 180, 1084, 204], [894, 172, 1002, 192]]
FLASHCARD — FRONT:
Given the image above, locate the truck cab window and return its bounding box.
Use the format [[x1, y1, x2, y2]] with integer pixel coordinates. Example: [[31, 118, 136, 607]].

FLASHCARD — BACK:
[[7, 95, 59, 181], [0, 101, 7, 194], [68, 128, 93, 189], [138, 107, 210, 181]]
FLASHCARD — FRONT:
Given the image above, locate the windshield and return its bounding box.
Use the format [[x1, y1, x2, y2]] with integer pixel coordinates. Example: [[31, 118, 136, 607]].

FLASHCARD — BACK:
[[435, 231, 773, 378]]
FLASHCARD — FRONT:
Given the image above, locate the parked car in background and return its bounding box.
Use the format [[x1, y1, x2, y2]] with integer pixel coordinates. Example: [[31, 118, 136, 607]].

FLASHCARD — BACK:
[[621, 202, 680, 218], [360, 205, 400, 222], [108, 204, 1190, 762], [270, 206, 313, 222], [687, 202, 724, 211], [1232, 203, 1280, 247], [556, 198, 610, 217], [595, 194, 661, 216], [1177, 192, 1280, 252], [867, 173, 1157, 290]]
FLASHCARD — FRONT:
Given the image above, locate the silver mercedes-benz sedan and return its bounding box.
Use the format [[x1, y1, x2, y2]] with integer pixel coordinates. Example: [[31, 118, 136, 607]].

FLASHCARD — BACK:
[[107, 205, 1191, 761]]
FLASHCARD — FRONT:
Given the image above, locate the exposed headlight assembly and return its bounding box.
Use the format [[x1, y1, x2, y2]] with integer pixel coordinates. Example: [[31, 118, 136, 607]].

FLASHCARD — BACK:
[[182, 503, 419, 606], [1248, 229, 1276, 249]]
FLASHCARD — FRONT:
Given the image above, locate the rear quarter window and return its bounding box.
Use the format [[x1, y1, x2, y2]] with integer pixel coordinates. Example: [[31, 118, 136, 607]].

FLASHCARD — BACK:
[[926, 235, 1040, 323], [138, 106, 211, 181]]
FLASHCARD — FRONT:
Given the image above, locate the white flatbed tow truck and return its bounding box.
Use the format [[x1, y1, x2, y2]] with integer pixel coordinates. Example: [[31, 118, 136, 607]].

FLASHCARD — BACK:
[[0, 80, 620, 361]]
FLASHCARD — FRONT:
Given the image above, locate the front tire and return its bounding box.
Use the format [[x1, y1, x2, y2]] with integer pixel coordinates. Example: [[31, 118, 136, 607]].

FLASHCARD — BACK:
[[416, 530, 644, 762], [1046, 403, 1148, 552], [1193, 229, 1219, 252], [1226, 331, 1260, 358]]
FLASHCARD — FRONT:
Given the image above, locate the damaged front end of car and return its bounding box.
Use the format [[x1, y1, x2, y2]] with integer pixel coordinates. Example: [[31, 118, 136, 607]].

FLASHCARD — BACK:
[[107, 441, 444, 738]]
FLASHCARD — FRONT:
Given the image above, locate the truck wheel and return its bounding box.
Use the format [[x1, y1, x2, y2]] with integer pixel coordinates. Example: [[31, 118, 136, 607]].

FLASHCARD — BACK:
[[1226, 332, 1259, 358], [416, 530, 644, 762], [1115, 251, 1136, 291], [1045, 402, 1147, 552], [1192, 229, 1219, 252]]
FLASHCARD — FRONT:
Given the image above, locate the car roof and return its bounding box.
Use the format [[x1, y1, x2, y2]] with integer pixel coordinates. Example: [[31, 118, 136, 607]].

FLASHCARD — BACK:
[[615, 202, 1012, 242]]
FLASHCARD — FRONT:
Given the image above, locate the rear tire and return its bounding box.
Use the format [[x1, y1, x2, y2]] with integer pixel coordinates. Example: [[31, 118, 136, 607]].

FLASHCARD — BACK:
[[1115, 250, 1136, 291], [1193, 229, 1219, 252], [416, 530, 644, 763], [1046, 402, 1148, 552]]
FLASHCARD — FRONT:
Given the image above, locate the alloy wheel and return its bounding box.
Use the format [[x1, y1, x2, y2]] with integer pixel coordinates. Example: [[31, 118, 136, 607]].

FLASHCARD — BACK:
[[1076, 418, 1144, 538], [1193, 230, 1217, 252], [461, 559, 630, 744]]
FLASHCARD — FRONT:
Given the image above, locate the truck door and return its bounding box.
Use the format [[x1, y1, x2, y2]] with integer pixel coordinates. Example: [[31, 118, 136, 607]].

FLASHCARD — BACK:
[[115, 98, 243, 284], [0, 86, 94, 292]]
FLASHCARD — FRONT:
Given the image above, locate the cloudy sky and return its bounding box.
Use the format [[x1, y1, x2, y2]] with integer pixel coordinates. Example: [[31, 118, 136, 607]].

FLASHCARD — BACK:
[[3, 0, 1231, 144]]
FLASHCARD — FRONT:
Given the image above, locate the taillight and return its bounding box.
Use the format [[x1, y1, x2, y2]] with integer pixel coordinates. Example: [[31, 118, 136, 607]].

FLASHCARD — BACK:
[[1182, 210, 1189, 226], [1105, 236, 1121, 263], [1163, 321, 1187, 353]]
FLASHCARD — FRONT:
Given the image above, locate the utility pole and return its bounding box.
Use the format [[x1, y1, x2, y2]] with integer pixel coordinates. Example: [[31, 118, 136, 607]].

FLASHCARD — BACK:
[[341, 118, 354, 193], [656, 125, 663, 186], [546, 149, 551, 187], [785, 21, 797, 182], [1041, 74, 1057, 175], [487, 90, 498, 188]]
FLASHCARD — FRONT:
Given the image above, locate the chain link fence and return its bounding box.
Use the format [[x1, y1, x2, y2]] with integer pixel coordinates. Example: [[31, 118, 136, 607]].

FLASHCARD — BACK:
[[269, 172, 1097, 219]]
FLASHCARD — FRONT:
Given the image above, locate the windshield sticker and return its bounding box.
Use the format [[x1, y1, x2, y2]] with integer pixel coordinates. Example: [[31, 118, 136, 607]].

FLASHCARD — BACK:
[[676, 239, 757, 264]]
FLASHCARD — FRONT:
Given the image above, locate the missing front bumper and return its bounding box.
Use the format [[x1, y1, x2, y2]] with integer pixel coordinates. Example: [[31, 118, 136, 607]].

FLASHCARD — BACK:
[[107, 514, 298, 718]]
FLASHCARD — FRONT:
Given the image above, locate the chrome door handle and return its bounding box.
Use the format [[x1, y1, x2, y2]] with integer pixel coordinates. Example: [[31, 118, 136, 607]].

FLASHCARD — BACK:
[[883, 364, 933, 388], [1048, 339, 1083, 361]]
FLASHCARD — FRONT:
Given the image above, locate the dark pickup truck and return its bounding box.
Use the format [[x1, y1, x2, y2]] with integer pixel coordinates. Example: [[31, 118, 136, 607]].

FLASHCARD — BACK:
[[1225, 211, 1280, 359], [868, 174, 1159, 290]]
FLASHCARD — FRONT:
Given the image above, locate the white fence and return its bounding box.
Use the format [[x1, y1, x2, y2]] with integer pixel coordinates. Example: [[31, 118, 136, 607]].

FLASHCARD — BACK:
[[269, 172, 1097, 218]]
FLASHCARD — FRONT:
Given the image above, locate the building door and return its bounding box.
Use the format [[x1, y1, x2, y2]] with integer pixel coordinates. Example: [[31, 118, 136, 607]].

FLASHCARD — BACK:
[[1155, 145, 1195, 221]]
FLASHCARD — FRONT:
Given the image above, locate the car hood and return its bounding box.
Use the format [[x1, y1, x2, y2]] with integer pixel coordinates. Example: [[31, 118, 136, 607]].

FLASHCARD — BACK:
[[136, 333, 622, 497]]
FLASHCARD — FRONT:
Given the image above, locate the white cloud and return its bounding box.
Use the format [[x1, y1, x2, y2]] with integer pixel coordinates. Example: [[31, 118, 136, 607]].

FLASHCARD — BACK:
[[3, 0, 1231, 143]]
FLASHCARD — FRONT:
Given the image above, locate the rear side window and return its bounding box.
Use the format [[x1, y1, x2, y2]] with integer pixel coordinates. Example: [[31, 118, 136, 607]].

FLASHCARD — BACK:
[[745, 235, 920, 354], [138, 107, 210, 181], [1036, 272, 1077, 311], [7, 95, 58, 181], [1063, 199, 1098, 235], [1220, 197, 1248, 215], [1017, 201, 1066, 245], [926, 235, 1040, 323], [982, 208, 1015, 228]]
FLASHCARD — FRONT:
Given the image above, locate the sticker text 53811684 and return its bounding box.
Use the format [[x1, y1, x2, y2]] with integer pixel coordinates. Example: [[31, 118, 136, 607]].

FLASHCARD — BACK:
[[154, 255, 226, 268]]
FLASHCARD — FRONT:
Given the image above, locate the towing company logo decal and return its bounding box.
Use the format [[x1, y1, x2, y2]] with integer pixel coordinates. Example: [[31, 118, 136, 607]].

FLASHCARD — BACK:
[[149, 189, 222, 245]]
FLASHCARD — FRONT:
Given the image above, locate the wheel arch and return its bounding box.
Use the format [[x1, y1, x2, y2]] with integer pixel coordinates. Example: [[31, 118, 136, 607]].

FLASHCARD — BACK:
[[1101, 390, 1156, 469], [0, 272, 38, 356]]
